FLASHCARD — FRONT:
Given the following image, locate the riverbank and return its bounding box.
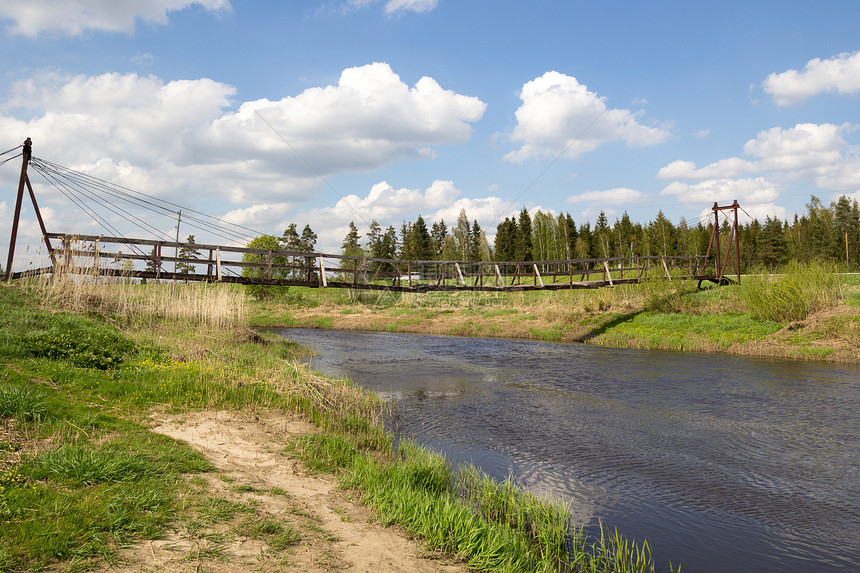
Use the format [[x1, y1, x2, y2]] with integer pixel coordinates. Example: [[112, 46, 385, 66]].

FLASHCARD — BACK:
[[1, 280, 677, 572], [248, 271, 860, 363]]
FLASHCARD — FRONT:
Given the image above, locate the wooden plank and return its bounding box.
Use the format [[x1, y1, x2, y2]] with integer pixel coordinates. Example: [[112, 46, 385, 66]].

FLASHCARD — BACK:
[[603, 260, 614, 286]]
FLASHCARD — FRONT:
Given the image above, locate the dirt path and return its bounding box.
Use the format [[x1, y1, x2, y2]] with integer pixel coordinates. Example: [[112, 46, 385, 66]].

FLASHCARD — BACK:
[[101, 410, 466, 573]]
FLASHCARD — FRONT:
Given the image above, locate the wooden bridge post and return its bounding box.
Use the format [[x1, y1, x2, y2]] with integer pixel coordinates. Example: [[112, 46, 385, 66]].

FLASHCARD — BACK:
[[63, 238, 71, 275], [215, 247, 222, 281], [318, 255, 327, 287], [5, 138, 31, 281], [533, 263, 544, 287], [92, 239, 100, 275], [155, 243, 162, 279]]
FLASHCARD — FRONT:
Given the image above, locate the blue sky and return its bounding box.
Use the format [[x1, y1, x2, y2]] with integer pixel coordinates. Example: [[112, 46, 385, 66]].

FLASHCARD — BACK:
[[2, 1, 859, 264]]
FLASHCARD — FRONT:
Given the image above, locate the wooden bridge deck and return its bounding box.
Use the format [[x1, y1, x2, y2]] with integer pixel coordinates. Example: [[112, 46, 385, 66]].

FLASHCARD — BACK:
[[12, 233, 730, 291]]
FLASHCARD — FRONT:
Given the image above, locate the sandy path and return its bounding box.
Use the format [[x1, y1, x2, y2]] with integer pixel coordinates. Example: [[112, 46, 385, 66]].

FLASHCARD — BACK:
[[100, 410, 465, 573]]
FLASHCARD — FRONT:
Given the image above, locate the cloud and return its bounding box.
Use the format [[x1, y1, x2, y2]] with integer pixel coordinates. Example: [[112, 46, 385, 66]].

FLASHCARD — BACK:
[[658, 123, 860, 200], [743, 122, 846, 171], [0, 64, 487, 256], [183, 62, 486, 188], [292, 179, 515, 251], [567, 188, 643, 205], [6, 72, 236, 168], [504, 71, 669, 163], [384, 0, 439, 15], [657, 122, 860, 221], [0, 0, 231, 36], [763, 50, 860, 106], [1, 64, 484, 206], [661, 177, 781, 206], [221, 203, 293, 232], [657, 158, 757, 180]]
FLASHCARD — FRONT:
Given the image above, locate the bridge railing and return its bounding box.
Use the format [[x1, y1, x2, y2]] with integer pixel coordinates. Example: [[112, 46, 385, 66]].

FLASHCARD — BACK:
[[32, 233, 716, 291]]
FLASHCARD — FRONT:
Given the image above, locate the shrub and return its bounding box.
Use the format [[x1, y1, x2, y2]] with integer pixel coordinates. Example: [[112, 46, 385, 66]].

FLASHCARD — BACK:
[[21, 326, 133, 370]]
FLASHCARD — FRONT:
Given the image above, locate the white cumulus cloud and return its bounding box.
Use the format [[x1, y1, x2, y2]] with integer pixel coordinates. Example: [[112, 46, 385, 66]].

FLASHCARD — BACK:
[[0, 0, 231, 36], [504, 71, 669, 163], [743, 123, 847, 171], [184, 62, 486, 185], [1, 64, 485, 206], [657, 123, 860, 211], [763, 50, 860, 106], [0, 64, 487, 253], [661, 177, 781, 206]]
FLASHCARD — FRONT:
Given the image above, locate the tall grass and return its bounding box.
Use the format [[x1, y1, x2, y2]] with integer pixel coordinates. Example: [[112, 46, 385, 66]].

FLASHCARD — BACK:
[[336, 441, 675, 573], [742, 261, 843, 322], [24, 268, 245, 331]]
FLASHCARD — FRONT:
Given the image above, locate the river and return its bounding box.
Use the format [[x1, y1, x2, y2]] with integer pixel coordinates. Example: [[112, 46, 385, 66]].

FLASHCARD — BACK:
[[274, 328, 860, 573]]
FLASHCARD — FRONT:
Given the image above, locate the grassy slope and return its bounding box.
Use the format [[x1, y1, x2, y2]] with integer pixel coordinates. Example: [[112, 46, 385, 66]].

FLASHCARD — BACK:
[[248, 272, 860, 363]]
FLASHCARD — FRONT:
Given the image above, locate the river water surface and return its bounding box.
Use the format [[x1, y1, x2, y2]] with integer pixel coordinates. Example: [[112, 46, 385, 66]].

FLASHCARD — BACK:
[[275, 328, 860, 573]]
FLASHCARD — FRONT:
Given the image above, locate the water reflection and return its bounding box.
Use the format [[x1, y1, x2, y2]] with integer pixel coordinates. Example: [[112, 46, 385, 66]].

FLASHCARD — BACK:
[[274, 328, 860, 573]]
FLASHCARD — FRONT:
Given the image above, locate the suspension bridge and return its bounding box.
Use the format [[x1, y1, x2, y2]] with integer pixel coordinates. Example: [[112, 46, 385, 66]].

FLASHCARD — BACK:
[[4, 138, 742, 292]]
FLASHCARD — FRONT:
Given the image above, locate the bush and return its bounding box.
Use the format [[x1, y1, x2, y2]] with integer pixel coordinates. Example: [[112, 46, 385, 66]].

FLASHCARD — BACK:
[[21, 325, 134, 370]]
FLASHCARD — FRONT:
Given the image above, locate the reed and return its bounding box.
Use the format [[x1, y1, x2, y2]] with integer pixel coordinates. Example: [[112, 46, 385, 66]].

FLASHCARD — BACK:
[[24, 265, 245, 332]]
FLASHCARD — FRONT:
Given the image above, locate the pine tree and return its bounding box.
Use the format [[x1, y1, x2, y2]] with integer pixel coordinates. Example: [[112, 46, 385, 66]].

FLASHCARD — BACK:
[[469, 219, 485, 262], [430, 220, 448, 258], [341, 222, 363, 257], [806, 196, 833, 261], [411, 215, 433, 260], [832, 195, 860, 267], [176, 234, 200, 275], [563, 213, 578, 259], [494, 217, 517, 261], [516, 207, 533, 261], [593, 211, 610, 258], [453, 209, 471, 261], [300, 224, 317, 280], [758, 216, 788, 272]]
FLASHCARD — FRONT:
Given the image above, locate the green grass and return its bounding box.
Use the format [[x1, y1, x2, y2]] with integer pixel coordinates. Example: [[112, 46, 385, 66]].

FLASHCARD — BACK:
[[742, 261, 843, 322], [337, 441, 674, 573], [0, 284, 332, 571], [595, 311, 782, 351]]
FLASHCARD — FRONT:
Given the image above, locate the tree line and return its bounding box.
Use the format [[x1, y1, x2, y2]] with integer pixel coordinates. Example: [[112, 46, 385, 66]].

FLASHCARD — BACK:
[[336, 195, 860, 272]]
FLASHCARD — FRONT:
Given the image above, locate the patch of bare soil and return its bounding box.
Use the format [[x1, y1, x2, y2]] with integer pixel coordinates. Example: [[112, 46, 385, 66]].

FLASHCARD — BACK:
[[99, 410, 465, 573]]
